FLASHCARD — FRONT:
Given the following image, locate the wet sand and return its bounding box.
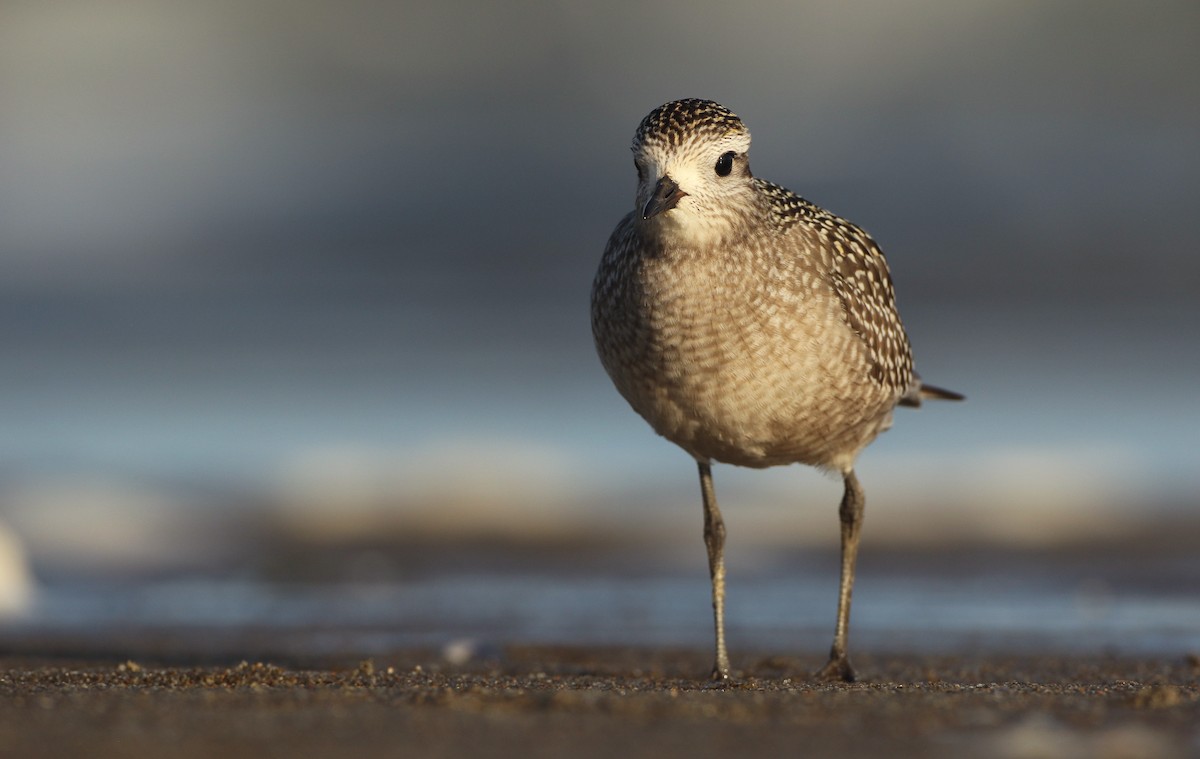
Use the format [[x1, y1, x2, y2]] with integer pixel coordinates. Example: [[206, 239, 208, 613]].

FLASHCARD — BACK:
[[1, 646, 1197, 759]]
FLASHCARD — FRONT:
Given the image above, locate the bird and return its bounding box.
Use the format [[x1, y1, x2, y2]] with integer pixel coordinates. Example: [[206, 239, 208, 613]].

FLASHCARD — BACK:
[[591, 98, 962, 683]]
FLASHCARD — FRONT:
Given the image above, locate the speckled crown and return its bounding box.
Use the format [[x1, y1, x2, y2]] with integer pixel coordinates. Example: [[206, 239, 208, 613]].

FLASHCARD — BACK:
[[633, 99, 749, 149]]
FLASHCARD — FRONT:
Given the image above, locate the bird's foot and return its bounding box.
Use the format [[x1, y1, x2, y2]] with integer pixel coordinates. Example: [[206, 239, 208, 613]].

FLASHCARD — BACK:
[[815, 655, 856, 683], [708, 662, 732, 685]]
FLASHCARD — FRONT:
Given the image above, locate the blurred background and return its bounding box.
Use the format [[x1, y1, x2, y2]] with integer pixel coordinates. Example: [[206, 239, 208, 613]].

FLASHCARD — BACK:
[[0, 1, 1197, 654]]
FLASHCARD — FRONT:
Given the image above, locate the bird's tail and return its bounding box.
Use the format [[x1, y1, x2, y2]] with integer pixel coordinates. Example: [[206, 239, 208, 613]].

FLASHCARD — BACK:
[[899, 381, 965, 408]]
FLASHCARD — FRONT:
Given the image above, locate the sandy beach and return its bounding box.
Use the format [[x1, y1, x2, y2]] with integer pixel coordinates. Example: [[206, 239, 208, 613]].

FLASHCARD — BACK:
[[2, 528, 1199, 758], [1, 645, 1197, 759]]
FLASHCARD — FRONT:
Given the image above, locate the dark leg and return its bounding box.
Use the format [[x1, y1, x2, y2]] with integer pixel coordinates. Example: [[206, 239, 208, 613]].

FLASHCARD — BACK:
[[816, 468, 864, 682], [698, 461, 731, 681]]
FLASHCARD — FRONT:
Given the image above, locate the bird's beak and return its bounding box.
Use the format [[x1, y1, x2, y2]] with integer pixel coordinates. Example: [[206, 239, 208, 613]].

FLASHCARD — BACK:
[[642, 175, 687, 220]]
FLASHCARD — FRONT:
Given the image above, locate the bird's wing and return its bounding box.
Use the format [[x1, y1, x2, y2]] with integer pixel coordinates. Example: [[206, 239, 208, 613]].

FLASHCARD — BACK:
[[823, 221, 915, 393], [757, 180, 915, 393]]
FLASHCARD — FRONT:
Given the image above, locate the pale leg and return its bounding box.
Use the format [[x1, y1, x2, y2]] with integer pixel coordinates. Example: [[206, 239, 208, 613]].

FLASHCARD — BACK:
[[698, 461, 731, 680], [817, 468, 864, 682]]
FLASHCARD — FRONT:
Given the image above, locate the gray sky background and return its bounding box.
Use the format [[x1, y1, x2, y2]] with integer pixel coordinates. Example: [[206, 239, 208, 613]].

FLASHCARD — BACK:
[[1, 1, 1198, 564]]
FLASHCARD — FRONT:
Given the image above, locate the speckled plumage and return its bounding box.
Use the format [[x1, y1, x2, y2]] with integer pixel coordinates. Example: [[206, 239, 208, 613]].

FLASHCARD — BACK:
[[594, 101, 921, 472], [590, 98, 961, 682]]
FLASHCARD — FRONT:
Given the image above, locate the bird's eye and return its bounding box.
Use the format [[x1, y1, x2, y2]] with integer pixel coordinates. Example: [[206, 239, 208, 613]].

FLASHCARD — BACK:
[[715, 151, 735, 177]]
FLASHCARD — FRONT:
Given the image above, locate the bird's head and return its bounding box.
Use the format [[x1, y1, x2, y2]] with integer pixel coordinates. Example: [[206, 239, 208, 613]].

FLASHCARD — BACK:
[[631, 99, 755, 242]]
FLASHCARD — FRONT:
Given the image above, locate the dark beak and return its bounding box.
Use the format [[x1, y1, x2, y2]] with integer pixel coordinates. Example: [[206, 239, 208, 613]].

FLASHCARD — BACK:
[[641, 175, 687, 220]]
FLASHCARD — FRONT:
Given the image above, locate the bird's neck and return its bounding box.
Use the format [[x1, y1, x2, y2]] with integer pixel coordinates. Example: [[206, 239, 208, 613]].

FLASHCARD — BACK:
[[639, 208, 752, 252]]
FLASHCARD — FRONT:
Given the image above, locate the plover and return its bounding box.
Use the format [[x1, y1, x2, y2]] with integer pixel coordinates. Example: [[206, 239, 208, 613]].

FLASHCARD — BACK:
[[591, 98, 962, 682]]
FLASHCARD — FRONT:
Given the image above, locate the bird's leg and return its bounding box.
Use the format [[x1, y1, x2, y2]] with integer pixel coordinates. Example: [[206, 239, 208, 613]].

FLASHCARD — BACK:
[[817, 469, 864, 682], [698, 461, 731, 681]]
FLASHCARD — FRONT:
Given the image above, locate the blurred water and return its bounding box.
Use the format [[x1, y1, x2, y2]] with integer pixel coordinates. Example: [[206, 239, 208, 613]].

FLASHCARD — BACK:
[[10, 559, 1200, 658]]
